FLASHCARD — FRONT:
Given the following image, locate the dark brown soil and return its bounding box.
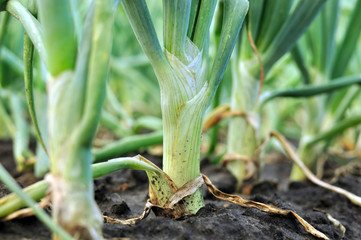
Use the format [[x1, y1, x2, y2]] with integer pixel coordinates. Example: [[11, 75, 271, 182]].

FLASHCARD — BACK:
[[1, 140, 361, 240]]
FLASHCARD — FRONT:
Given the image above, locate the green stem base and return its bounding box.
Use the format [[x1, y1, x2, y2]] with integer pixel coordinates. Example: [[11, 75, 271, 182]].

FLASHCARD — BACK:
[[47, 175, 102, 239]]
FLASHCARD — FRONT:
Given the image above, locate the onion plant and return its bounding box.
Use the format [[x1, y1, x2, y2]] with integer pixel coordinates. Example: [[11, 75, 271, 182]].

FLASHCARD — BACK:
[[281, 0, 361, 180], [226, 0, 327, 190], [0, 13, 37, 171], [0, 2, 333, 237], [0, 92, 35, 170], [121, 0, 248, 215], [257, 0, 361, 181], [3, 0, 120, 238]]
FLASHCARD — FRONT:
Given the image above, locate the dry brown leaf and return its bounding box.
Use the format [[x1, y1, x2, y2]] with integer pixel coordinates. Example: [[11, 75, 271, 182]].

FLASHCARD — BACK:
[[315, 208, 346, 238], [202, 174, 329, 240], [103, 200, 153, 225], [103, 199, 175, 225], [103, 176, 205, 224], [202, 105, 248, 133], [202, 105, 230, 132], [113, 183, 132, 192], [105, 173, 328, 240], [166, 175, 204, 208], [270, 131, 361, 207], [221, 153, 257, 180]]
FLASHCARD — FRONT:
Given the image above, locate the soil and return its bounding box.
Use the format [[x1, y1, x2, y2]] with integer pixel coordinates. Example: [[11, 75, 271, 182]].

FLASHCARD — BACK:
[[0, 140, 361, 240]]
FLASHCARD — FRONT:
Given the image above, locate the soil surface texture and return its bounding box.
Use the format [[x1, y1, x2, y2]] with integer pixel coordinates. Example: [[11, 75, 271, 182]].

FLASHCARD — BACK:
[[0, 140, 361, 240]]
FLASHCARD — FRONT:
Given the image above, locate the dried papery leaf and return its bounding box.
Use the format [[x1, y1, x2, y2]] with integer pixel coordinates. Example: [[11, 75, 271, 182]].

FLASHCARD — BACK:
[[331, 161, 361, 183], [147, 171, 190, 218], [202, 105, 230, 132], [104, 176, 205, 224], [148, 174, 205, 218], [201, 174, 329, 240], [166, 175, 204, 208], [270, 131, 361, 207], [103, 200, 154, 226], [221, 153, 257, 180], [103, 199, 182, 225], [222, 153, 253, 165], [315, 209, 346, 238], [3, 195, 51, 221], [133, 155, 196, 218], [202, 106, 249, 133]]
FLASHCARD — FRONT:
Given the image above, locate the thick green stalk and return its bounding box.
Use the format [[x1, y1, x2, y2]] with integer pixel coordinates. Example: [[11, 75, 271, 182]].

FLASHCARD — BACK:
[[122, 0, 204, 214], [159, 50, 208, 214], [35, 1, 118, 238], [163, 0, 248, 212], [36, 0, 76, 76], [9, 94, 33, 171], [163, 0, 191, 61], [47, 72, 103, 239], [123, 0, 248, 215], [227, 59, 259, 190]]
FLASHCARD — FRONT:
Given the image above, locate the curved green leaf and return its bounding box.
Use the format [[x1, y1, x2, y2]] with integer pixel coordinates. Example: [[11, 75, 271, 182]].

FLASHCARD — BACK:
[[260, 75, 361, 105], [93, 131, 163, 163], [305, 114, 361, 148], [6, 0, 47, 63], [263, 0, 326, 72], [121, 0, 167, 69], [331, 0, 361, 78], [0, 156, 161, 217], [206, 0, 249, 105], [23, 33, 48, 155]]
